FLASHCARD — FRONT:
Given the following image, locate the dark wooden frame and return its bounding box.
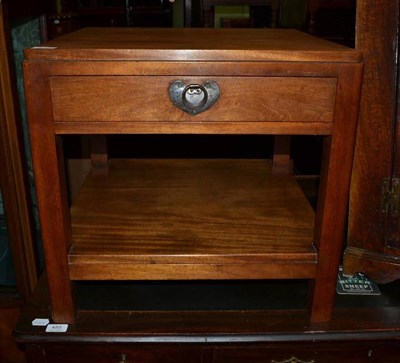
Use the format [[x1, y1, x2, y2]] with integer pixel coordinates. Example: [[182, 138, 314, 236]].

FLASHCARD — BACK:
[[0, 0, 39, 306], [343, 0, 400, 283]]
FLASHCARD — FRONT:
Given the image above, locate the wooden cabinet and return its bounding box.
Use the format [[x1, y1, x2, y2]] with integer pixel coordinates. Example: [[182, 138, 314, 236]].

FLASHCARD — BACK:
[[0, 0, 40, 308], [14, 278, 400, 362], [19, 341, 400, 363], [23, 27, 362, 325], [0, 1, 45, 361], [207, 341, 400, 362], [34, 344, 202, 363], [343, 0, 400, 283]]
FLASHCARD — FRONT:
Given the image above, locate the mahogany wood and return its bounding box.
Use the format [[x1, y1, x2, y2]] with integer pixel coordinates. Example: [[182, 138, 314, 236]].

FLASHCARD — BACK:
[[24, 28, 362, 63], [272, 135, 292, 175], [50, 76, 336, 123], [0, 2, 44, 360], [344, 0, 400, 282], [310, 63, 363, 322], [46, 61, 353, 76], [344, 248, 400, 284], [89, 135, 108, 168], [23, 62, 75, 324], [392, 8, 400, 247], [13, 277, 400, 362], [0, 0, 38, 301], [54, 121, 333, 136], [23, 28, 362, 324], [0, 308, 26, 363], [20, 341, 400, 363], [69, 159, 316, 280]]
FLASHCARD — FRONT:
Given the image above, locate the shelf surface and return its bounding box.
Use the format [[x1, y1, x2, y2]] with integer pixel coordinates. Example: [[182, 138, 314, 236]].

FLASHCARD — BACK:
[[69, 159, 316, 280], [25, 28, 362, 63]]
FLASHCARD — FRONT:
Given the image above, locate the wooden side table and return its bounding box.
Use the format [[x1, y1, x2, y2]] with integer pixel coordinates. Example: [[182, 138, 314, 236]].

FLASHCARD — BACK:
[[23, 27, 362, 324]]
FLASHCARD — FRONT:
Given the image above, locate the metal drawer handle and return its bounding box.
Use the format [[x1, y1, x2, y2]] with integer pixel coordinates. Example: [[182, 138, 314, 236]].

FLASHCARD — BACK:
[[119, 353, 127, 363], [271, 357, 315, 363], [169, 80, 220, 115]]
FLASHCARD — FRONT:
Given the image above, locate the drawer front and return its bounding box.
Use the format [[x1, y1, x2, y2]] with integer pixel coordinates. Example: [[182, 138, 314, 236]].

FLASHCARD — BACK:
[[50, 76, 336, 123], [42, 344, 201, 363], [207, 341, 400, 363]]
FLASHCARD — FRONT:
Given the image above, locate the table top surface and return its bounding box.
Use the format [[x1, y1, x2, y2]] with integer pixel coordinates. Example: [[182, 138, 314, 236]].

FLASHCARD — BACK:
[[25, 28, 362, 62]]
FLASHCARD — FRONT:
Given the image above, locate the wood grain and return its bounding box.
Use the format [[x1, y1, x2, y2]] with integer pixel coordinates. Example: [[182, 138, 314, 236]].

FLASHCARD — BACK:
[[344, 247, 400, 284], [54, 121, 333, 136], [344, 0, 399, 282], [23, 62, 75, 324], [310, 63, 363, 323], [23, 27, 363, 324], [51, 76, 336, 124], [47, 61, 344, 77], [69, 159, 316, 280], [24, 28, 361, 63]]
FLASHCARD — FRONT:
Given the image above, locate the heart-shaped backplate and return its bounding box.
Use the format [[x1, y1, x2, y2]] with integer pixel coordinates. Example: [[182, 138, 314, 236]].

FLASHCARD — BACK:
[[169, 80, 220, 115]]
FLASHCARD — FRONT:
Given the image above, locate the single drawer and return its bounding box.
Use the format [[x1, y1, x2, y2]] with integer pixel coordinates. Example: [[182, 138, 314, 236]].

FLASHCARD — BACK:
[[50, 76, 336, 123]]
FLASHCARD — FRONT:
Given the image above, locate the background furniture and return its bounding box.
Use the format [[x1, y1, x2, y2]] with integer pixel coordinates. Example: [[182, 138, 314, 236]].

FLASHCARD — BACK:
[[51, 0, 356, 39], [15, 276, 400, 362], [343, 0, 400, 283], [0, 1, 45, 362]]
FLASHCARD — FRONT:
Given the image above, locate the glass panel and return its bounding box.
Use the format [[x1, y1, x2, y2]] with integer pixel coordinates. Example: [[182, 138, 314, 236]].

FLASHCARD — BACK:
[[11, 17, 44, 272], [0, 189, 17, 292]]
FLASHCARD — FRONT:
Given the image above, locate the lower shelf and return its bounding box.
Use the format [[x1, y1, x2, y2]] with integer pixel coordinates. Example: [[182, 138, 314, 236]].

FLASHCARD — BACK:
[[68, 159, 316, 280]]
